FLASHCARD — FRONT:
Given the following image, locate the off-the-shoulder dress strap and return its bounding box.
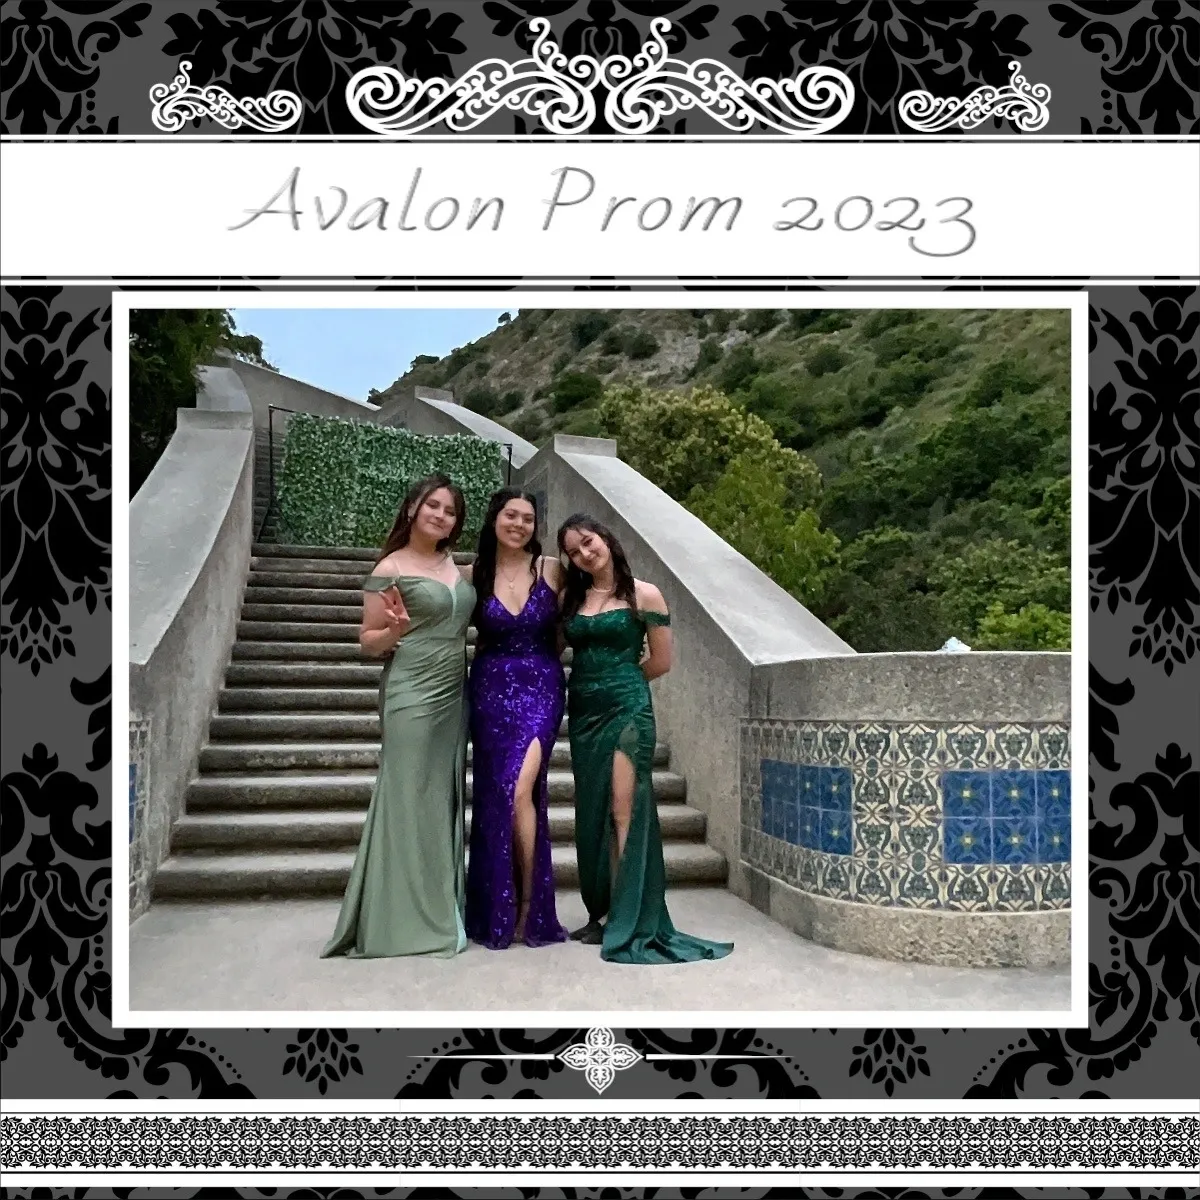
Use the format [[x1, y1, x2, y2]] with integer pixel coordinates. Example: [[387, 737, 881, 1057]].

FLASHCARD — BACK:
[[642, 609, 671, 627], [362, 575, 399, 593]]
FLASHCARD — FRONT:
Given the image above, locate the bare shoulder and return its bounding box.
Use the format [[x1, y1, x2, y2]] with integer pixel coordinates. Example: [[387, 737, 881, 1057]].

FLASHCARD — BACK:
[[634, 578, 668, 613], [370, 552, 404, 579], [539, 555, 564, 586]]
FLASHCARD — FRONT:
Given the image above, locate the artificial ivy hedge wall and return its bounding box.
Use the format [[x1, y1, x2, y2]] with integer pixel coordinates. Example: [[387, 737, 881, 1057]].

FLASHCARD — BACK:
[[277, 413, 505, 549]]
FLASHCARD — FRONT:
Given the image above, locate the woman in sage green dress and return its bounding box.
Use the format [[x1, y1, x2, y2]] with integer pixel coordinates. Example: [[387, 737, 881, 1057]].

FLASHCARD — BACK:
[[321, 473, 475, 960], [557, 514, 734, 965]]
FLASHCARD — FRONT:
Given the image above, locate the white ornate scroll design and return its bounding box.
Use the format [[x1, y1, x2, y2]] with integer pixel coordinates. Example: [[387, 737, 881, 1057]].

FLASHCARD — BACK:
[[557, 1027, 642, 1094], [149, 61, 303, 132], [898, 60, 1051, 133], [345, 17, 853, 136], [347, 18, 600, 136], [601, 18, 852, 135]]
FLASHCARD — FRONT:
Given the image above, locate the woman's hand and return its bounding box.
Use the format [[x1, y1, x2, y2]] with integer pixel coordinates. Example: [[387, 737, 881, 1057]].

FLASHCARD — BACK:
[[360, 582, 411, 656], [381, 586, 408, 629]]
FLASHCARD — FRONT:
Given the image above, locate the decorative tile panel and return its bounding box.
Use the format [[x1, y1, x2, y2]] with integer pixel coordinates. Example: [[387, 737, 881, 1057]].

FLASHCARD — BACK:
[[741, 719, 1072, 914]]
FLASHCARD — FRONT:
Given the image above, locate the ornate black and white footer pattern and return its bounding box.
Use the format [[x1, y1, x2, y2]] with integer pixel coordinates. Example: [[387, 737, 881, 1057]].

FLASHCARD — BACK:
[[2, 1113, 1195, 1172]]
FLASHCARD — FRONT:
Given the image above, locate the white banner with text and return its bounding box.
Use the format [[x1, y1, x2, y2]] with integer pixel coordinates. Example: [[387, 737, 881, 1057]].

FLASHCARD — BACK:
[[2, 141, 1196, 278]]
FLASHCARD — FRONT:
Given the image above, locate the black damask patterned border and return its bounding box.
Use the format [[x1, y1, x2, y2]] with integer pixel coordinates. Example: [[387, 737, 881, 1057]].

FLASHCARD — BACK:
[[1, 282, 1198, 1106], [3, 1114, 1198, 1171], [1, 1, 1197, 137]]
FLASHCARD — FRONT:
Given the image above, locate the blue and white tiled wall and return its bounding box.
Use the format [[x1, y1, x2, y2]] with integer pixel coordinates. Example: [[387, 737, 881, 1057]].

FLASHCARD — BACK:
[[740, 720, 1071, 912]]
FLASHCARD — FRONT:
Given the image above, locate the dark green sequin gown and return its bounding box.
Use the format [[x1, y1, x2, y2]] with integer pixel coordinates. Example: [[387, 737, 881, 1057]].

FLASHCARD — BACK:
[[563, 607, 734, 965]]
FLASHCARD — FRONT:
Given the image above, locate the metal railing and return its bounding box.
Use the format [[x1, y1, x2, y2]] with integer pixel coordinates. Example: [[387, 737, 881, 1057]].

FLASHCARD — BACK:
[[256, 404, 297, 543], [255, 405, 516, 543]]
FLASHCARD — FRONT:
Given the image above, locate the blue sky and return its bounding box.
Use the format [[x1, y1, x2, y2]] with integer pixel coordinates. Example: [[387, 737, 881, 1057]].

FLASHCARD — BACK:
[[228, 308, 512, 399]]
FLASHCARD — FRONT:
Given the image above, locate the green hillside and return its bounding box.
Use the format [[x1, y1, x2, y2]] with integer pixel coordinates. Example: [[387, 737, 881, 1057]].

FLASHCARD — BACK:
[[372, 306, 1071, 653]]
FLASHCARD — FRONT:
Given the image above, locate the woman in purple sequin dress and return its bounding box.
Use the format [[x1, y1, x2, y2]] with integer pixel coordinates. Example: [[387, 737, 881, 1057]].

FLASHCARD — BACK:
[[465, 489, 568, 948]]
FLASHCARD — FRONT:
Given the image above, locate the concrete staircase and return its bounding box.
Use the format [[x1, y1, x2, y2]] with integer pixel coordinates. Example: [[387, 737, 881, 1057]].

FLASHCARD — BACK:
[[152, 543, 728, 901]]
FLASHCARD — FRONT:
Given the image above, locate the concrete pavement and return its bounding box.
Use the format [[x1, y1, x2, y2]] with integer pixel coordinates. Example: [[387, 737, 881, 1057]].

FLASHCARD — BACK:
[[128, 887, 1069, 1015]]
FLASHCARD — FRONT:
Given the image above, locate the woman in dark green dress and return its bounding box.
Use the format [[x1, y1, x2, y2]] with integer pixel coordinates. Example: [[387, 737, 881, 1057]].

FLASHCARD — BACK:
[[322, 474, 474, 960], [557, 514, 733, 965]]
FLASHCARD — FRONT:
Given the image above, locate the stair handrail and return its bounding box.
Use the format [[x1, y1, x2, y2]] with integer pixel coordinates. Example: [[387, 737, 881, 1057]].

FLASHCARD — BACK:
[[258, 403, 298, 542]]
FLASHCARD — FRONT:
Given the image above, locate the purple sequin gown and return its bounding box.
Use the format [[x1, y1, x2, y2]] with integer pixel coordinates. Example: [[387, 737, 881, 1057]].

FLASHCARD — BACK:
[[466, 576, 568, 948]]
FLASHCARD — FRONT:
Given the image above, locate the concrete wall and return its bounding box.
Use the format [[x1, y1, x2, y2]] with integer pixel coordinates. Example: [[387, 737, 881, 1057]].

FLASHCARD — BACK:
[[215, 353, 380, 432], [376, 385, 537, 475], [128, 377, 255, 918], [518, 435, 854, 902]]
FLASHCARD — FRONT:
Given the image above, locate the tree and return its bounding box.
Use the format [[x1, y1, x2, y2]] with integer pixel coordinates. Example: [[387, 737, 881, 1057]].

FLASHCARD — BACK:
[[686, 451, 840, 610], [410, 353, 440, 371], [598, 381, 822, 510], [974, 602, 1070, 650], [498, 311, 512, 324], [930, 538, 1070, 645], [129, 308, 273, 496]]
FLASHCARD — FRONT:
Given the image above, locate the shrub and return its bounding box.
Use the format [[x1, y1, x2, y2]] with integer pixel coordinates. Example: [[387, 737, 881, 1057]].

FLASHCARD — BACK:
[[571, 312, 614, 349], [473, 358, 491, 376], [790, 309, 854, 336], [739, 308, 782, 335], [499, 389, 524, 412], [552, 371, 603, 413], [805, 344, 848, 377], [552, 351, 573, 374], [497, 311, 511, 324], [716, 343, 761, 394], [409, 353, 440, 371], [709, 310, 733, 334], [965, 355, 1045, 407], [463, 384, 500, 416], [623, 328, 660, 359], [693, 337, 724, 373], [862, 309, 921, 338], [696, 318, 710, 338]]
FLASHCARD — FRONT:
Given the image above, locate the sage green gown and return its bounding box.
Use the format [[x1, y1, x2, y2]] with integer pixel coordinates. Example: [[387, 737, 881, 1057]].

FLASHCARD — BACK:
[[563, 607, 734, 965], [321, 574, 474, 959]]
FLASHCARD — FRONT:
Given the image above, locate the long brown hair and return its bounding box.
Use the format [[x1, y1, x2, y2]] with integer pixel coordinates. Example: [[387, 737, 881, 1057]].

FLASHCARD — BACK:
[[556, 513, 637, 621], [472, 487, 542, 627], [377, 473, 466, 564]]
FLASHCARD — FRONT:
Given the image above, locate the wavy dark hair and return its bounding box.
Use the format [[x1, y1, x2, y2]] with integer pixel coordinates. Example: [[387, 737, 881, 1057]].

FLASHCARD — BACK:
[[556, 513, 637, 621], [472, 487, 542, 626], [376, 473, 466, 564]]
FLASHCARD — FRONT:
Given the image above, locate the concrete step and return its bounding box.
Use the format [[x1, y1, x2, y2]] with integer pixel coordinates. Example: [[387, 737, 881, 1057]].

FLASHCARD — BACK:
[[249, 570, 386, 590], [227, 639, 566, 665], [172, 802, 705, 850], [250, 557, 379, 577], [203, 717, 662, 762], [227, 661, 382, 685], [231, 642, 370, 662], [245, 586, 366, 606], [205, 712, 587, 744], [253, 544, 474, 564], [225, 659, 572, 685], [219, 686, 384, 711], [216, 689, 575, 727], [153, 840, 726, 897], [254, 544, 379, 561], [197, 737, 679, 779], [236, 622, 360, 643], [242, 603, 362, 623], [188, 768, 682, 809]]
